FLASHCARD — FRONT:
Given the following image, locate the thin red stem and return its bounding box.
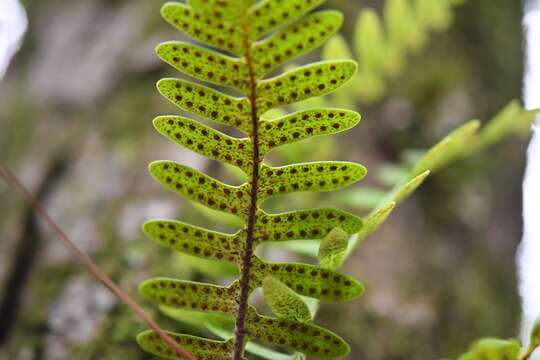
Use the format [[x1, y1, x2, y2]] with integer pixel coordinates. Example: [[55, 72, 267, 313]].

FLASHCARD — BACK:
[[232, 22, 261, 360], [0, 162, 197, 360]]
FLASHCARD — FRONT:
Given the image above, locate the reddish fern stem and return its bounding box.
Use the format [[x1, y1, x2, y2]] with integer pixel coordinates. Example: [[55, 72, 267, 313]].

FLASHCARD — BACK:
[[0, 162, 197, 360], [232, 21, 260, 360]]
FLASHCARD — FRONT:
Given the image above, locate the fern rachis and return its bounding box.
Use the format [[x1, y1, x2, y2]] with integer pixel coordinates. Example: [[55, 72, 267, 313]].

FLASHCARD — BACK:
[[233, 11, 263, 358]]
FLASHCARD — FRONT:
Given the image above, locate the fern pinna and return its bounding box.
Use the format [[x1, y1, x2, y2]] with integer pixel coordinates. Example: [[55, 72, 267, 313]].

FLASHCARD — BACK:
[[138, 1, 366, 359]]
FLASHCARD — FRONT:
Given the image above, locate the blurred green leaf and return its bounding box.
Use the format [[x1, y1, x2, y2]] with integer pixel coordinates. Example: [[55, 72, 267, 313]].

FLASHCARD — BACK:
[[405, 102, 538, 182], [318, 228, 349, 270], [329, 0, 465, 103], [323, 34, 352, 60], [349, 170, 429, 251], [410, 120, 480, 177], [414, 0, 454, 32], [526, 321, 540, 358], [385, 0, 425, 54], [355, 71, 387, 103], [390, 170, 431, 205], [352, 9, 387, 102], [354, 9, 386, 74], [473, 101, 540, 152], [457, 338, 520, 360], [351, 201, 396, 251], [346, 100, 536, 253]]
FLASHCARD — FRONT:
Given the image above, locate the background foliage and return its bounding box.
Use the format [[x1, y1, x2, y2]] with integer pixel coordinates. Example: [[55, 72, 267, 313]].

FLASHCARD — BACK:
[[0, 0, 534, 359]]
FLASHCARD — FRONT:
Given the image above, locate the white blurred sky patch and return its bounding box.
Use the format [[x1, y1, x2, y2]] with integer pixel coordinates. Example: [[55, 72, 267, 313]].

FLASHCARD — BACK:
[[0, 0, 27, 79], [520, 0, 540, 352]]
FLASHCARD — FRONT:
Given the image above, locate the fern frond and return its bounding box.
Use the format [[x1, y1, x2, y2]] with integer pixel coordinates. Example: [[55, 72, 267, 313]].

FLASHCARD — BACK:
[[140, 1, 365, 359], [326, 0, 466, 104], [350, 101, 539, 251]]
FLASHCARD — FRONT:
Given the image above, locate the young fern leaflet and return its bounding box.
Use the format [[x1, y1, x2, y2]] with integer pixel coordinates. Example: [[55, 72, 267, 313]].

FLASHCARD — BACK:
[[138, 1, 366, 358]]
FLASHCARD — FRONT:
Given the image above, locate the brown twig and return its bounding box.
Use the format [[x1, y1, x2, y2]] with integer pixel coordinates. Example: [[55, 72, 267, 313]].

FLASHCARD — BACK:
[[0, 162, 197, 360], [0, 155, 68, 345], [232, 17, 260, 360]]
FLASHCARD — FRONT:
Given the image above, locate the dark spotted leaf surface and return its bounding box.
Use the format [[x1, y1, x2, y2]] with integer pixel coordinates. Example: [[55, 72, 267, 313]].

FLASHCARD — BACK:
[[154, 116, 253, 172], [138, 330, 238, 360], [259, 109, 360, 153], [252, 11, 343, 77], [140, 278, 238, 316], [254, 208, 363, 242], [142, 0, 364, 358], [149, 161, 250, 217], [257, 61, 357, 113], [260, 261, 364, 301], [161, 2, 244, 54], [248, 0, 325, 39], [258, 161, 366, 200], [157, 79, 252, 132], [143, 220, 242, 263], [156, 42, 249, 92], [188, 0, 253, 21], [245, 309, 350, 357]]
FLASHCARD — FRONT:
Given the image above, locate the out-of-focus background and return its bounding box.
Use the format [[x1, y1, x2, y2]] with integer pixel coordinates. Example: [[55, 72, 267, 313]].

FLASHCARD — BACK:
[[0, 0, 533, 359]]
